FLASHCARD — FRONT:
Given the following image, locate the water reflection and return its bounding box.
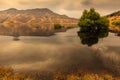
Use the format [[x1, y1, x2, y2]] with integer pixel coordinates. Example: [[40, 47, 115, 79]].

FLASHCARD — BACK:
[[116, 32, 120, 36], [77, 27, 109, 46], [0, 24, 55, 36], [0, 28, 119, 75]]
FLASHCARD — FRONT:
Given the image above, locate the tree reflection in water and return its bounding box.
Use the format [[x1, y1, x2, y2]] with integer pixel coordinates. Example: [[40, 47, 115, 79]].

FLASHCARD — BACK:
[[77, 28, 108, 46]]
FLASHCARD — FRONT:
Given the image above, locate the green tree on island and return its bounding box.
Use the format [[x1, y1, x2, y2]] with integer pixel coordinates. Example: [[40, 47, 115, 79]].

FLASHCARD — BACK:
[[78, 8, 109, 46]]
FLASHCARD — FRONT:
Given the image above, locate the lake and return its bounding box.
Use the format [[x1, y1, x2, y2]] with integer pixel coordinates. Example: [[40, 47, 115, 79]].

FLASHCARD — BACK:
[[0, 28, 120, 76]]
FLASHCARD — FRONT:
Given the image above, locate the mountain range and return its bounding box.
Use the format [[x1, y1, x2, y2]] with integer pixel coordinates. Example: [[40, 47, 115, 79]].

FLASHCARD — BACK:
[[0, 8, 120, 36], [0, 8, 78, 36]]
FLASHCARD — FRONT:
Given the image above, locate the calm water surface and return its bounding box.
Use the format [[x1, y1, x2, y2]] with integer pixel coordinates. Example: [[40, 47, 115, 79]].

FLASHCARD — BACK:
[[0, 28, 120, 74]]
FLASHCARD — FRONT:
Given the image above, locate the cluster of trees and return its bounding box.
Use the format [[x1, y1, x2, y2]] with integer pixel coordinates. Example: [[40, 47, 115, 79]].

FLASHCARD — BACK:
[[78, 8, 109, 46]]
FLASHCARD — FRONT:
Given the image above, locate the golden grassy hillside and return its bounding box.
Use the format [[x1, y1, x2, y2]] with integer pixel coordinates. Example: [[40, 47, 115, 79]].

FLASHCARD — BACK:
[[108, 16, 120, 32], [107, 11, 120, 32]]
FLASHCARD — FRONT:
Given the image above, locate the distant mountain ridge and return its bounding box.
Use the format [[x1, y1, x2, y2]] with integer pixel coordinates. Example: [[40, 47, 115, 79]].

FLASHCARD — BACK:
[[0, 8, 78, 36], [107, 10, 120, 17]]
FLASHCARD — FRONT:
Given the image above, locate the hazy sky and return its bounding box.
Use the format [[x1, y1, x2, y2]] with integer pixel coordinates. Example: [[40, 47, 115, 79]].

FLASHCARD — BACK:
[[0, 0, 119, 18]]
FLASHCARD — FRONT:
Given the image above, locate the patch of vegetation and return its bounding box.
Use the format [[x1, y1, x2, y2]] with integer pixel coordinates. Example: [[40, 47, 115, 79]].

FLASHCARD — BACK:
[[78, 8, 109, 34], [67, 26, 73, 29], [0, 66, 31, 80], [78, 8, 109, 46], [112, 20, 120, 27], [54, 72, 119, 80], [54, 24, 63, 30], [1, 66, 119, 80]]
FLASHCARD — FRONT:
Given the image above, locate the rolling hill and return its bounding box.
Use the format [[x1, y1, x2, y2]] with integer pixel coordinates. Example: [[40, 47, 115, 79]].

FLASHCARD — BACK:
[[107, 10, 120, 32], [0, 8, 78, 36]]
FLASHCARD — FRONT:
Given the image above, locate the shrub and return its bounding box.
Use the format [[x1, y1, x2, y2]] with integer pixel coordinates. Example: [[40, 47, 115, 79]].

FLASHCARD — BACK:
[[112, 20, 120, 27], [0, 66, 31, 80], [67, 26, 73, 29], [54, 24, 63, 29], [78, 8, 109, 33]]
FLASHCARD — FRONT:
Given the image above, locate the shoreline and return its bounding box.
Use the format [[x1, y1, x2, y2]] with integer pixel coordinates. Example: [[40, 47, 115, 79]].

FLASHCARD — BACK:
[[0, 27, 77, 37]]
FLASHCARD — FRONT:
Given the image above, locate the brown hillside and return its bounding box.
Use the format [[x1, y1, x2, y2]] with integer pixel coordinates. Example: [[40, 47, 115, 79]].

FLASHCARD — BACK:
[[0, 8, 78, 36], [107, 11, 120, 32]]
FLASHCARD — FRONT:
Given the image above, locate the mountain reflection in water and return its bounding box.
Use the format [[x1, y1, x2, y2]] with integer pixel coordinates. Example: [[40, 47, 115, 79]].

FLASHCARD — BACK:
[[0, 28, 119, 75]]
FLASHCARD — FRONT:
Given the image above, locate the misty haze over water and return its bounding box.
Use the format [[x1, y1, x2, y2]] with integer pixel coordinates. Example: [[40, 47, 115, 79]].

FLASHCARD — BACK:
[[0, 28, 120, 75]]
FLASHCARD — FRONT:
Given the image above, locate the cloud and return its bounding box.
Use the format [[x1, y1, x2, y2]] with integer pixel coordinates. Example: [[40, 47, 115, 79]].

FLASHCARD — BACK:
[[82, 0, 93, 6], [18, 0, 62, 9]]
